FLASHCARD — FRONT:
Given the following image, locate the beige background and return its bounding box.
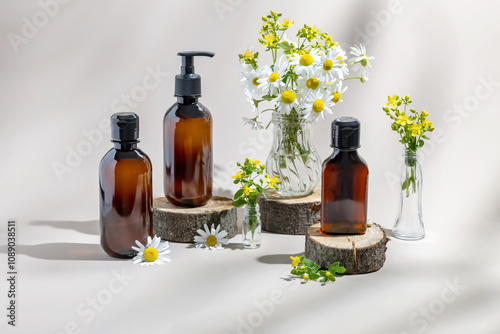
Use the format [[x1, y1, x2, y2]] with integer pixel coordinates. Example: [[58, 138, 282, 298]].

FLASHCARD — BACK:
[[1, 0, 499, 333]]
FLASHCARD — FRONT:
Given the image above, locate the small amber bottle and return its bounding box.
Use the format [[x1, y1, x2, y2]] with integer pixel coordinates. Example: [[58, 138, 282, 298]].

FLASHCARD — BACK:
[[99, 113, 153, 258], [163, 51, 214, 207], [321, 117, 369, 234]]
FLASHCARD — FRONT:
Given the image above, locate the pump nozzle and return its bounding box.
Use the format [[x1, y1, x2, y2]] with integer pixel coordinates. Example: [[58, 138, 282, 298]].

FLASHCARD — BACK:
[[175, 51, 215, 97]]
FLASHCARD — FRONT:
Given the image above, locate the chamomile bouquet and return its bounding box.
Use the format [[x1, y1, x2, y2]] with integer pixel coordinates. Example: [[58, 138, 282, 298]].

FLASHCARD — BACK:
[[239, 10, 374, 127]]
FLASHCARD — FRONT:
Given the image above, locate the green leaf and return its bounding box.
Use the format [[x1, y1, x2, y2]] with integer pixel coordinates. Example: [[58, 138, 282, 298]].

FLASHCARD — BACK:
[[231, 198, 247, 207], [291, 267, 306, 276], [233, 179, 239, 184], [308, 272, 320, 280], [303, 259, 321, 273], [328, 262, 340, 273], [328, 275, 336, 282], [234, 189, 244, 200], [336, 266, 346, 274], [422, 135, 430, 140]]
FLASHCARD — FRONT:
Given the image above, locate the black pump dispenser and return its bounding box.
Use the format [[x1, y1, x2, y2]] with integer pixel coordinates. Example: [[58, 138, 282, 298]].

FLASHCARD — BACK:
[[175, 51, 215, 97]]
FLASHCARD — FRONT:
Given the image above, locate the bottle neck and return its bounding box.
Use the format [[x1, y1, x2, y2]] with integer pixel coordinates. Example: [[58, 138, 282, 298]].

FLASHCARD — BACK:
[[333, 147, 359, 154], [112, 141, 138, 150], [177, 96, 199, 104]]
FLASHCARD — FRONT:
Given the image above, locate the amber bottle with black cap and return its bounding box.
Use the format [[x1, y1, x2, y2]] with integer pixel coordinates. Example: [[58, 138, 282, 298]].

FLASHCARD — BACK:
[[163, 51, 215, 207], [99, 112, 153, 258], [321, 117, 369, 234]]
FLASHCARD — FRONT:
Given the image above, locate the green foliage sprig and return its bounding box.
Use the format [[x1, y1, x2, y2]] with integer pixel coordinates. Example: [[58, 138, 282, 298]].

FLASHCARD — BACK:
[[290, 256, 346, 283], [231, 158, 280, 207]]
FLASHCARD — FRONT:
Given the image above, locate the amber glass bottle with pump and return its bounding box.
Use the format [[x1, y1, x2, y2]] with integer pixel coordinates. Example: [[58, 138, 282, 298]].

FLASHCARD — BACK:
[[99, 113, 153, 258], [321, 117, 368, 234], [164, 51, 215, 207]]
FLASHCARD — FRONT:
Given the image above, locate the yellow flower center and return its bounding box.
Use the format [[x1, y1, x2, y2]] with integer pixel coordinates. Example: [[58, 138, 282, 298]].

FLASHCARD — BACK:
[[143, 247, 158, 262], [312, 99, 325, 113], [281, 90, 296, 104], [326, 271, 332, 277], [323, 59, 333, 71], [269, 72, 280, 82], [306, 77, 319, 90], [335, 56, 344, 63], [360, 54, 368, 67], [252, 77, 260, 86], [332, 92, 341, 103], [206, 235, 217, 247], [298, 49, 306, 55], [300, 54, 314, 66]]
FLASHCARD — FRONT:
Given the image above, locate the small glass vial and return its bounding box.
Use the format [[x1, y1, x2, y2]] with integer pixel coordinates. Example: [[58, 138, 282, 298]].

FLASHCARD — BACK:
[[99, 113, 153, 258], [321, 117, 369, 234]]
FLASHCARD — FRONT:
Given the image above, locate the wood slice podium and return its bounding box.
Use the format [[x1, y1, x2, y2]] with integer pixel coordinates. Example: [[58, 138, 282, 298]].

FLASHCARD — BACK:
[[305, 223, 389, 275], [259, 187, 321, 235], [153, 196, 238, 243]]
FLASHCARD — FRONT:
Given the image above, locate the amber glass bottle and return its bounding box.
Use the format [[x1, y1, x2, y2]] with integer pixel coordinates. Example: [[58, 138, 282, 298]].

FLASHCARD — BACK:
[[99, 113, 153, 258], [321, 117, 368, 234], [163, 51, 214, 207]]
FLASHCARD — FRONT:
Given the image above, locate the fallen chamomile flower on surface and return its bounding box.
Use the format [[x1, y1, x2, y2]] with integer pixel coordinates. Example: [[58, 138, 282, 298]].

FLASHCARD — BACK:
[[194, 224, 229, 250], [132, 235, 171, 266]]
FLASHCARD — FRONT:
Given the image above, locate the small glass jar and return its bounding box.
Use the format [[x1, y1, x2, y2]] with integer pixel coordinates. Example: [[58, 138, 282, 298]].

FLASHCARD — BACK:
[[242, 203, 261, 249]]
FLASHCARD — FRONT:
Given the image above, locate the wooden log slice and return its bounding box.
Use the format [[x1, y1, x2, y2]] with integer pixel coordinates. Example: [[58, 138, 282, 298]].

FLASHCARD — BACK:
[[305, 222, 389, 275], [259, 187, 321, 235], [153, 196, 238, 243]]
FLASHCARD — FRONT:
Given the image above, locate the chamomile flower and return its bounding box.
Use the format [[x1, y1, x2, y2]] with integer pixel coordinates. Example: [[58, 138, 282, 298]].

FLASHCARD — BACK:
[[302, 89, 335, 121], [245, 95, 260, 116], [348, 44, 375, 78], [330, 81, 348, 105], [132, 235, 171, 266], [297, 69, 325, 94], [241, 66, 264, 98], [319, 46, 348, 81], [258, 56, 289, 96], [289, 49, 320, 76], [194, 224, 229, 250], [272, 89, 300, 114]]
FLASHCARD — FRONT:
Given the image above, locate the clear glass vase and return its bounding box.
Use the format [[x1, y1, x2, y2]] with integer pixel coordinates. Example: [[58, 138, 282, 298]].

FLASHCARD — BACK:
[[392, 149, 425, 240], [265, 110, 321, 197], [243, 203, 261, 249]]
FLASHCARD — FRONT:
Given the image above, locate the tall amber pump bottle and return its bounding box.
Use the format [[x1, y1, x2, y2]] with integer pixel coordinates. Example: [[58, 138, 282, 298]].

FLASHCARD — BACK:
[[164, 51, 215, 207], [99, 113, 153, 258], [321, 117, 369, 234]]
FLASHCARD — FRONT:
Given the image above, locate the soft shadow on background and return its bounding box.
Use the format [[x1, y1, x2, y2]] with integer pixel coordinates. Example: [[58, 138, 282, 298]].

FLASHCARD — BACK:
[[257, 252, 305, 265], [30, 220, 100, 235], [1, 242, 114, 261]]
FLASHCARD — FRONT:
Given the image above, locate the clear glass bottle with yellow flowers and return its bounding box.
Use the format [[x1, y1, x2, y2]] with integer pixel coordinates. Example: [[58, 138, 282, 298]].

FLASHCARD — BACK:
[[383, 95, 434, 240], [232, 158, 280, 248]]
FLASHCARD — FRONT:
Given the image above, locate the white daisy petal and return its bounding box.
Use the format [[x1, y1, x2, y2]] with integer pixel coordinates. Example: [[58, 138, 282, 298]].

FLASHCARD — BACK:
[[217, 230, 228, 239]]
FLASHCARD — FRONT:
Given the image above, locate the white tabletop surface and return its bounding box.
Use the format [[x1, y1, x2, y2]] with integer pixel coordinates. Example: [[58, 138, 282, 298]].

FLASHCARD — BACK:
[[1, 0, 500, 333]]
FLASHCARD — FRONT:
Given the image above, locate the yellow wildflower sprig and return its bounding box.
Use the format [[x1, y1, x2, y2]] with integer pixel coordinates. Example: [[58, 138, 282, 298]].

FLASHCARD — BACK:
[[238, 49, 259, 70], [383, 94, 434, 153], [383, 95, 434, 196], [232, 158, 280, 207]]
